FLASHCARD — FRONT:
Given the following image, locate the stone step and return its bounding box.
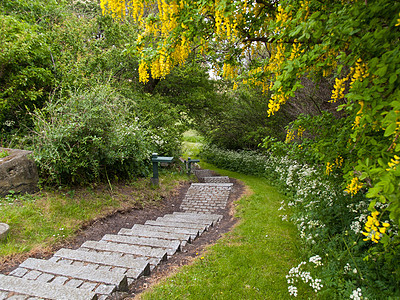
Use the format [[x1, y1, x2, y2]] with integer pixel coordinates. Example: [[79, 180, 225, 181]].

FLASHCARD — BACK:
[[0, 274, 97, 300], [145, 219, 208, 233], [118, 227, 192, 245], [156, 215, 215, 228], [19, 258, 127, 293], [164, 212, 223, 226], [53, 248, 150, 278], [101, 234, 181, 256], [81, 240, 168, 262], [202, 176, 230, 183], [172, 212, 223, 222], [190, 182, 233, 187], [131, 224, 199, 240], [193, 169, 214, 179]]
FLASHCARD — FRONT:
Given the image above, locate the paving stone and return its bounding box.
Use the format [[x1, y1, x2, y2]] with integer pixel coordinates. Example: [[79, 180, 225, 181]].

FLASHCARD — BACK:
[[101, 234, 181, 255], [95, 284, 115, 295], [0, 274, 97, 300], [50, 276, 68, 285], [35, 273, 55, 283], [96, 265, 111, 272], [131, 224, 199, 240], [80, 282, 98, 291], [23, 270, 42, 280], [54, 248, 150, 277], [8, 268, 28, 278], [65, 279, 83, 288], [20, 258, 127, 291], [7, 295, 28, 300], [0, 291, 7, 300], [118, 227, 191, 243], [81, 240, 167, 262]]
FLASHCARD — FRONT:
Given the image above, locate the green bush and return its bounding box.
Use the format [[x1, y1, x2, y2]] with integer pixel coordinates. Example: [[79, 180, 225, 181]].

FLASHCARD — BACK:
[[30, 85, 151, 185], [0, 14, 54, 130], [201, 146, 400, 299]]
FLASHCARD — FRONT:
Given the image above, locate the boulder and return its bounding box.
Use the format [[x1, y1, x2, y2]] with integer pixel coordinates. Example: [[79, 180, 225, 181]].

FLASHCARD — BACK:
[[0, 147, 39, 197], [0, 223, 9, 241]]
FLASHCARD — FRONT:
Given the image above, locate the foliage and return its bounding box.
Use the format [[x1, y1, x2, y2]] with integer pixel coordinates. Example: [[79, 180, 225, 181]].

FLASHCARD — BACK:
[[30, 85, 151, 185], [141, 164, 303, 300], [0, 14, 54, 130], [101, 0, 400, 227], [201, 146, 400, 298], [129, 92, 185, 157], [0, 150, 9, 158]]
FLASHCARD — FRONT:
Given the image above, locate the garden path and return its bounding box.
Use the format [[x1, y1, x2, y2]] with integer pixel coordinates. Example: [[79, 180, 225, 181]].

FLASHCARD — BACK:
[[0, 169, 233, 300]]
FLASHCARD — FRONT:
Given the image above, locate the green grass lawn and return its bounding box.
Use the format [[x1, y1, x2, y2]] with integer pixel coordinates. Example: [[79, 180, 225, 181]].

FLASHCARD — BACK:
[[182, 130, 204, 159], [0, 172, 186, 262], [140, 163, 310, 299]]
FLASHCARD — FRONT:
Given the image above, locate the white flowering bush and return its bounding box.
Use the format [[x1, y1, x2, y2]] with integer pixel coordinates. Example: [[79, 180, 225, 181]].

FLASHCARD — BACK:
[[201, 146, 400, 299]]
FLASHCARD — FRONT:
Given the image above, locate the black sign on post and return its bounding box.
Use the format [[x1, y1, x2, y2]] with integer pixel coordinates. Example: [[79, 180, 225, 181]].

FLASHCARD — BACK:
[[151, 153, 174, 186]]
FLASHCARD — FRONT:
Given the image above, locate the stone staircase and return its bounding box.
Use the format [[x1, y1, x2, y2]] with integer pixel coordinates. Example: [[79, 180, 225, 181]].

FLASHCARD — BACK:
[[0, 170, 232, 300]]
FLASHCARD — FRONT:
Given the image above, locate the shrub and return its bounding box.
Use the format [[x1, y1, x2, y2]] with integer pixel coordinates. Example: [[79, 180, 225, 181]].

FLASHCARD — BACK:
[[30, 85, 152, 185], [201, 146, 400, 299]]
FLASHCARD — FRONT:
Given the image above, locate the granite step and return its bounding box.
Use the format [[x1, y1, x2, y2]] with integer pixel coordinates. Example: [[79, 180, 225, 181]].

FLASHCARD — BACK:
[[53, 248, 150, 278], [131, 224, 199, 240], [0, 274, 97, 300], [164, 213, 223, 224], [156, 215, 216, 228], [202, 176, 230, 183], [19, 258, 127, 289], [80, 240, 168, 262], [118, 227, 192, 245], [18, 258, 128, 293], [190, 182, 233, 187], [101, 234, 181, 256], [145, 219, 208, 233]]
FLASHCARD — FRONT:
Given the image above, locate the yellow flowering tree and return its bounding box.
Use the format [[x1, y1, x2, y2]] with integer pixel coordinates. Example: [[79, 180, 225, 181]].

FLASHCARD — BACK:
[[100, 1, 400, 233]]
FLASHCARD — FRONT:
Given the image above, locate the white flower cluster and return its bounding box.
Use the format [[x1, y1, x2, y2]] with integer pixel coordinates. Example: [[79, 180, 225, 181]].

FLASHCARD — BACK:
[[309, 255, 323, 267], [349, 288, 364, 300], [343, 263, 351, 274], [286, 258, 324, 297], [288, 285, 298, 297]]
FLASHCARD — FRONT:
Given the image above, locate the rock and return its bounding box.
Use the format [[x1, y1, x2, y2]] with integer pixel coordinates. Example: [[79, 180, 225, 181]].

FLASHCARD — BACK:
[[0, 147, 39, 197], [0, 223, 9, 241]]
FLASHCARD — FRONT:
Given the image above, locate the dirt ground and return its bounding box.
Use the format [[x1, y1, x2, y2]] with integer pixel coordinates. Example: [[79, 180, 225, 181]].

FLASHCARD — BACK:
[[0, 175, 246, 298]]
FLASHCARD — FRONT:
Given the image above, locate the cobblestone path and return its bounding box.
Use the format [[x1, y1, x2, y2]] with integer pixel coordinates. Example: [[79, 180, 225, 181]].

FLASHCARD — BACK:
[[0, 169, 232, 300]]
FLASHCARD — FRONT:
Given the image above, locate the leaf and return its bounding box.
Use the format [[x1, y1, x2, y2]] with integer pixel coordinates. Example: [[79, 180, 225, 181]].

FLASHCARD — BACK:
[[384, 122, 397, 137], [375, 65, 388, 77], [389, 73, 397, 84]]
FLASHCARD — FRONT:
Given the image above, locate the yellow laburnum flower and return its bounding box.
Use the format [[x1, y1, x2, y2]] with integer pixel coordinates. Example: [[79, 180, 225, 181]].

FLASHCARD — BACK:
[[345, 177, 363, 196], [396, 13, 400, 26], [138, 61, 149, 84], [325, 162, 334, 176], [330, 77, 347, 103], [350, 58, 368, 87], [297, 126, 305, 138], [362, 211, 390, 244]]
